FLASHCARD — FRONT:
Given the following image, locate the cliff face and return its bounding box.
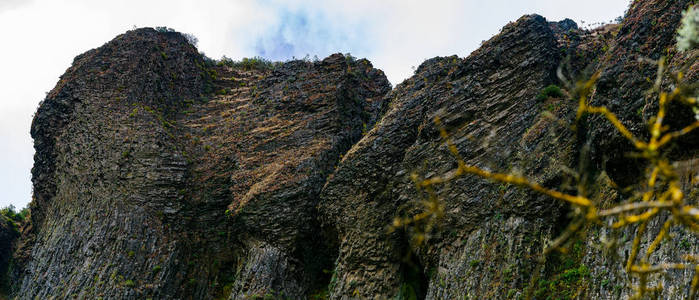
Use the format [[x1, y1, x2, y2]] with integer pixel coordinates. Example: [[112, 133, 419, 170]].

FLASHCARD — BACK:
[[25, 28, 210, 299], [588, 0, 699, 185], [13, 0, 699, 299], [319, 15, 568, 299], [579, 0, 699, 298], [22, 28, 390, 299]]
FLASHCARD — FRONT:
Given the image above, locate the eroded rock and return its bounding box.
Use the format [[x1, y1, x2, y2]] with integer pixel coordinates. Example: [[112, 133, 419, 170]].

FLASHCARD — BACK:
[[16, 1, 698, 299], [22, 28, 390, 299]]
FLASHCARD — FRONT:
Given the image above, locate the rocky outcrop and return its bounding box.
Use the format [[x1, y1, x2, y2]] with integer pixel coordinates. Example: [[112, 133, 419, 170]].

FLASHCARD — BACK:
[[14, 0, 698, 299], [21, 28, 389, 299], [319, 14, 572, 299], [579, 0, 699, 298], [24, 28, 212, 299], [319, 1, 697, 299], [191, 54, 390, 299], [588, 0, 698, 184]]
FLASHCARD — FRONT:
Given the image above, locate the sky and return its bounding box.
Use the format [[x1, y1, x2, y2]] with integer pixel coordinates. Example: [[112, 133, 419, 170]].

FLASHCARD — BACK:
[[0, 0, 630, 209]]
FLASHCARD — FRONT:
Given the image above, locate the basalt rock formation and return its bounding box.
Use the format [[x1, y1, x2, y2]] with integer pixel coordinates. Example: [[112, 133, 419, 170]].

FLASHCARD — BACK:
[[577, 0, 699, 298], [7, 0, 698, 299], [19, 28, 389, 299], [588, 0, 699, 185], [319, 1, 698, 299], [320, 14, 569, 299]]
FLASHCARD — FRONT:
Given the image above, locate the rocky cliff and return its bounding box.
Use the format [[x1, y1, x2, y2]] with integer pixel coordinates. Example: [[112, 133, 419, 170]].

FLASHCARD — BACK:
[[320, 0, 698, 298], [19, 28, 389, 299], [5, 0, 698, 299], [320, 14, 569, 299]]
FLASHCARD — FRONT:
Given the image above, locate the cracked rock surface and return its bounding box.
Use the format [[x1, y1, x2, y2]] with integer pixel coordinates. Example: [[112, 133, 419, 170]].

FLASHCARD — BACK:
[[12, 1, 699, 299]]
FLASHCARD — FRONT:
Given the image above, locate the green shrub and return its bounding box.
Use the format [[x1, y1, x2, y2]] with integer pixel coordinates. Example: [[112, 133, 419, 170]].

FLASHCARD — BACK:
[[0, 205, 28, 223], [535, 84, 564, 101], [216, 56, 281, 71], [123, 280, 135, 288], [469, 259, 480, 268]]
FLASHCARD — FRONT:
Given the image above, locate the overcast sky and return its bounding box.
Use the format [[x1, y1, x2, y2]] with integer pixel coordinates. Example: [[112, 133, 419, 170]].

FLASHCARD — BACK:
[[0, 0, 630, 209]]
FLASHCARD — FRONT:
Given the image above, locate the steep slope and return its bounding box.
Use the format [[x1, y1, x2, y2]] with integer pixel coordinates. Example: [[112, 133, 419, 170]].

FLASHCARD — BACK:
[[15, 0, 698, 299], [180, 55, 390, 299], [21, 28, 390, 299], [319, 15, 571, 299], [25, 28, 210, 299], [318, 1, 698, 298], [588, 0, 698, 184], [579, 0, 699, 298]]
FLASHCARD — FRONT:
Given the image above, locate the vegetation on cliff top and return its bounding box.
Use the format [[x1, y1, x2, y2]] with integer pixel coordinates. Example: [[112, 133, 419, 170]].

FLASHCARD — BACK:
[[215, 56, 282, 71], [0, 205, 28, 228]]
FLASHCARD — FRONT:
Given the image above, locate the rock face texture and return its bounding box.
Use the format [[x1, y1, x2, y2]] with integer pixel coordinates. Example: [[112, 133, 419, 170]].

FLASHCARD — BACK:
[[198, 55, 389, 299], [318, 1, 697, 299], [588, 0, 699, 185], [319, 14, 569, 299], [0, 215, 19, 294], [21, 28, 389, 299], [318, 1, 697, 298], [578, 0, 699, 299], [25, 28, 210, 300], [12, 0, 698, 299]]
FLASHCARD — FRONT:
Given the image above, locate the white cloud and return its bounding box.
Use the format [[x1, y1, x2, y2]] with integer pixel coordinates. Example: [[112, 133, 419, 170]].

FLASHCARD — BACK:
[[0, 0, 630, 208]]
